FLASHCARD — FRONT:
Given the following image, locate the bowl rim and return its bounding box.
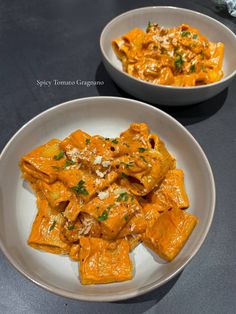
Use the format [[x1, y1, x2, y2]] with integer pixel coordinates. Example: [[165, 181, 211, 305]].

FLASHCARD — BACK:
[[100, 6, 236, 90], [0, 96, 216, 301]]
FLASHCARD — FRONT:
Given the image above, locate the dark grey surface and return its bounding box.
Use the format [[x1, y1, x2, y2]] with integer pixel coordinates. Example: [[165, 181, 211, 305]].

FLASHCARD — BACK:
[[0, 0, 236, 313]]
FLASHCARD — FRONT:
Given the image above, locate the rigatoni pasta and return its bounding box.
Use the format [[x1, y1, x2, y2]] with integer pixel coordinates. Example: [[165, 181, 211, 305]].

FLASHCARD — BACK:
[[112, 23, 224, 86], [20, 123, 198, 285]]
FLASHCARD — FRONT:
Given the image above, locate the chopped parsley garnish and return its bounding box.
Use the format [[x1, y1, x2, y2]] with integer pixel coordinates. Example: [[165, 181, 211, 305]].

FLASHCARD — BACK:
[[98, 210, 109, 221], [71, 180, 89, 196], [124, 214, 129, 221], [121, 161, 134, 169], [138, 196, 143, 202], [64, 160, 76, 168], [190, 64, 196, 73], [181, 31, 191, 37], [130, 195, 134, 202], [140, 155, 148, 163], [51, 165, 61, 170], [175, 53, 184, 71], [146, 21, 152, 31], [117, 192, 129, 202], [112, 139, 119, 144], [138, 147, 146, 153], [121, 172, 128, 178], [67, 224, 75, 230], [193, 34, 198, 39], [49, 220, 56, 231], [53, 150, 65, 160], [98, 205, 113, 222], [85, 138, 91, 145]]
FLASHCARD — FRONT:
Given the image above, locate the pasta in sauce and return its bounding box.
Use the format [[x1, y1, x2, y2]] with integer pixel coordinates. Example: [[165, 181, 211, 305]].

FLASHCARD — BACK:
[[20, 123, 198, 285], [112, 23, 224, 86]]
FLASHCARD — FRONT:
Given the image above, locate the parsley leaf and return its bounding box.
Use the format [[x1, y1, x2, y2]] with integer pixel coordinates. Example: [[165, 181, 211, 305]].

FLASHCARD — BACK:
[[121, 172, 128, 178], [190, 64, 196, 73], [49, 220, 56, 231], [146, 21, 152, 31], [67, 224, 74, 230], [71, 180, 89, 196], [117, 192, 129, 202], [193, 34, 198, 39], [64, 160, 76, 168], [138, 147, 146, 153], [175, 54, 184, 71], [124, 214, 129, 221], [181, 31, 191, 37], [98, 210, 109, 221], [140, 155, 148, 163], [53, 150, 65, 160], [112, 139, 118, 144], [85, 138, 91, 145]]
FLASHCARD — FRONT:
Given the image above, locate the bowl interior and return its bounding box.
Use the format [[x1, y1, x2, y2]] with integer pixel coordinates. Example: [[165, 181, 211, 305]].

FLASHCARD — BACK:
[[101, 6, 236, 78], [0, 97, 215, 301]]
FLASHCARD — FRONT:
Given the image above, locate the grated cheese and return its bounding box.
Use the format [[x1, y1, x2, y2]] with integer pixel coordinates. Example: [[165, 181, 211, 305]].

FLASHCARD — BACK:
[[96, 170, 105, 178], [102, 160, 111, 167], [95, 178, 101, 185], [98, 191, 109, 200], [66, 148, 79, 162], [94, 155, 102, 165]]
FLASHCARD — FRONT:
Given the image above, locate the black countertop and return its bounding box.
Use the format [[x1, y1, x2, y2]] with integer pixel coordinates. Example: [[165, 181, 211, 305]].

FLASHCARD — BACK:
[[0, 1, 236, 313]]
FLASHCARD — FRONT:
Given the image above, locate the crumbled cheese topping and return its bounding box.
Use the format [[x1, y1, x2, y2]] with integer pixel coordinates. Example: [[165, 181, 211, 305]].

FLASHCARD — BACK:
[[94, 155, 102, 165], [95, 178, 101, 185], [130, 225, 135, 232], [102, 160, 111, 168], [79, 215, 94, 235], [98, 191, 109, 200], [96, 170, 105, 178], [66, 148, 79, 162]]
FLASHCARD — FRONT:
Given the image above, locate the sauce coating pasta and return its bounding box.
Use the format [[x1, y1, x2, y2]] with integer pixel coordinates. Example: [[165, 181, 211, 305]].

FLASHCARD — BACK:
[[20, 123, 198, 285], [112, 23, 224, 86]]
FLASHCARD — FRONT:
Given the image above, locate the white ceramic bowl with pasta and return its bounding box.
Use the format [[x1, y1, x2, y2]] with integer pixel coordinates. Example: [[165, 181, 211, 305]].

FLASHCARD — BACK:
[[0, 97, 215, 301], [100, 6, 236, 106]]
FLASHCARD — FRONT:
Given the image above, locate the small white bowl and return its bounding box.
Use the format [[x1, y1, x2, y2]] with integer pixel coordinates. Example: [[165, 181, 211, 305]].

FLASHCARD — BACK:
[[100, 6, 236, 106], [0, 96, 215, 301]]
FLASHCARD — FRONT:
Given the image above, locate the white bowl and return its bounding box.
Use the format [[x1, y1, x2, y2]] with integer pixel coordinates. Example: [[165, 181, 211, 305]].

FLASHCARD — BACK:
[[100, 6, 236, 106], [0, 96, 215, 301]]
